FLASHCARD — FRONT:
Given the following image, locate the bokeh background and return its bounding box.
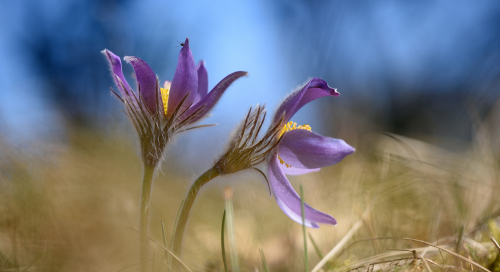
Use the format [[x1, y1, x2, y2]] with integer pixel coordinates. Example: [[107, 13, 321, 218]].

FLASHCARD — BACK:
[[2, 0, 500, 155], [1, 0, 500, 271]]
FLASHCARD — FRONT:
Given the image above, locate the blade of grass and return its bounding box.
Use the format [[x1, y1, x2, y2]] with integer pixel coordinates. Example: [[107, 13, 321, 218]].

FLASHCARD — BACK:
[[171, 199, 185, 244], [312, 205, 373, 272], [299, 184, 308, 272], [386, 249, 433, 272], [127, 227, 192, 272], [308, 233, 324, 259], [455, 225, 465, 254], [116, 261, 144, 272], [0, 250, 15, 268], [221, 210, 228, 272], [416, 252, 433, 272], [161, 221, 168, 260], [259, 248, 269, 272], [224, 187, 239, 272], [341, 237, 491, 272], [21, 253, 43, 272], [491, 237, 500, 252], [489, 237, 500, 271], [169, 199, 184, 270]]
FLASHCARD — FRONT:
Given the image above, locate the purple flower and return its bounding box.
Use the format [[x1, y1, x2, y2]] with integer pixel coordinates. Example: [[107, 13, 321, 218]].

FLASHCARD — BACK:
[[102, 38, 247, 166], [268, 78, 355, 228], [213, 78, 354, 228]]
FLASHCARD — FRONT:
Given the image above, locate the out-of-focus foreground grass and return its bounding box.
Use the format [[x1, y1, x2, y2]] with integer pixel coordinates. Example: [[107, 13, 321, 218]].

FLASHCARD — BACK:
[[1, 104, 500, 272]]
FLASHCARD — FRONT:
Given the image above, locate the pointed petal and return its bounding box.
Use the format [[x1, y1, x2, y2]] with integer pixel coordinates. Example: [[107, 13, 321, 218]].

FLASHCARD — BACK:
[[179, 71, 248, 124], [281, 166, 320, 176], [101, 49, 133, 96], [269, 154, 337, 227], [278, 129, 355, 169], [124, 56, 158, 113], [167, 38, 198, 117], [273, 78, 339, 124], [194, 60, 208, 105]]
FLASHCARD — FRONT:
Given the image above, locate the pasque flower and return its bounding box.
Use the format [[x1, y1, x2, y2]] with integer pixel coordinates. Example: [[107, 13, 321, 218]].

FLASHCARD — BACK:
[[216, 77, 355, 228], [102, 38, 247, 272], [267, 77, 355, 228], [170, 78, 353, 269], [102, 38, 247, 167]]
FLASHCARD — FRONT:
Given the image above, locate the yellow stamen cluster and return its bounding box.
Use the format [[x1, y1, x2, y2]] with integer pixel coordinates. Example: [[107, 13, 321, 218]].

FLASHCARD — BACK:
[[160, 81, 171, 115], [278, 121, 312, 168]]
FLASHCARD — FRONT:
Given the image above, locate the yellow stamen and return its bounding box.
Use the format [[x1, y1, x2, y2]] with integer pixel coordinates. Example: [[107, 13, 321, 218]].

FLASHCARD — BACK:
[[278, 121, 312, 168], [160, 81, 171, 115]]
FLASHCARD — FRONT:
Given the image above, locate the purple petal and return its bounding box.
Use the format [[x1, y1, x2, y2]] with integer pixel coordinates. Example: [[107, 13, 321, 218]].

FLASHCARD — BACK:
[[278, 129, 355, 169], [268, 154, 337, 227], [179, 71, 248, 124], [281, 166, 320, 176], [123, 56, 158, 113], [273, 78, 339, 124], [101, 49, 133, 96], [167, 38, 198, 117], [194, 60, 208, 105]]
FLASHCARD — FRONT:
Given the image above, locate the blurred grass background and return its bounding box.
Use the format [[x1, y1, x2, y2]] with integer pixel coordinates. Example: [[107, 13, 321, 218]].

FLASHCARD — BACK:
[[1, 98, 500, 271]]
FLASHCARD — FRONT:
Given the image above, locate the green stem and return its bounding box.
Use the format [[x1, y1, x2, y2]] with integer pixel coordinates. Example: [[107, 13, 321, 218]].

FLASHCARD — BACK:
[[171, 167, 220, 269], [140, 164, 155, 272], [221, 210, 228, 272]]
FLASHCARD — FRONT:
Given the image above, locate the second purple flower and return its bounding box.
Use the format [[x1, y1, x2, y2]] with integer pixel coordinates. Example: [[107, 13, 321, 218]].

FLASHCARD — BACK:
[[268, 77, 355, 228]]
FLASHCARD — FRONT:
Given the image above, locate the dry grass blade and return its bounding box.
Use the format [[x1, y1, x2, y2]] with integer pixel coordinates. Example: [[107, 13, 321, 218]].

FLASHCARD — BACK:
[[417, 252, 433, 272], [491, 237, 500, 252], [423, 258, 443, 269], [116, 260, 145, 272], [347, 237, 491, 272], [127, 227, 192, 272], [393, 237, 490, 272], [161, 221, 168, 260], [388, 249, 433, 272], [311, 205, 373, 272], [345, 257, 413, 272]]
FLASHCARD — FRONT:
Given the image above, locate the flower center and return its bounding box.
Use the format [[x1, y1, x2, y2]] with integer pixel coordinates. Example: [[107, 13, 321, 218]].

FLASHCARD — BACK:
[[278, 121, 311, 168], [160, 81, 171, 115]]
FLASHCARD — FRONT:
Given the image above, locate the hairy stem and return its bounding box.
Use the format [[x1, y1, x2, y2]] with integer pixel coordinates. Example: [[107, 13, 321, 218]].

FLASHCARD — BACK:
[[171, 167, 220, 269], [140, 164, 155, 272]]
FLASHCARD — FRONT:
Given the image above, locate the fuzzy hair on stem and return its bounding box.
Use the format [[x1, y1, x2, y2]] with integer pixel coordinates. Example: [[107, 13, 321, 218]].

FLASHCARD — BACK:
[[214, 105, 284, 178], [112, 82, 207, 168]]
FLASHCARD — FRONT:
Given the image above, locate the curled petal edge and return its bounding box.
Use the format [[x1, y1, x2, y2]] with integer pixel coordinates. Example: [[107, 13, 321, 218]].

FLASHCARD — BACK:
[[273, 77, 339, 124], [102, 49, 133, 97]]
